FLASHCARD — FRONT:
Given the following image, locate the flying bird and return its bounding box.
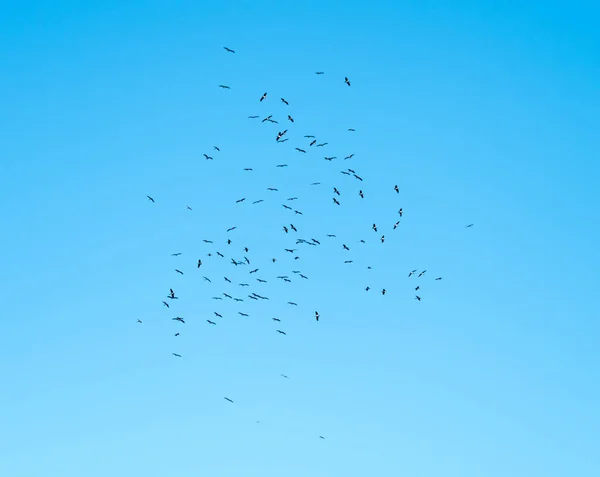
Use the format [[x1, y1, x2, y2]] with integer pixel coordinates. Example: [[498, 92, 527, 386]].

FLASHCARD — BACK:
[[172, 353, 182, 358], [276, 330, 287, 335], [345, 77, 351, 86], [218, 85, 230, 89], [207, 320, 216, 325], [175, 269, 184, 275], [260, 92, 267, 102], [224, 397, 234, 403], [146, 195, 155, 202], [223, 47, 235, 53], [315, 311, 319, 321], [281, 98, 289, 105]]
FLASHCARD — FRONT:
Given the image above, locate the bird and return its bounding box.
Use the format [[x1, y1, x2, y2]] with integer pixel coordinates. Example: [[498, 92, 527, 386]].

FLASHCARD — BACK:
[[315, 71, 324, 75], [381, 235, 385, 243], [224, 397, 234, 403], [408, 269, 417, 277], [172, 353, 182, 358], [273, 318, 281, 322], [171, 252, 182, 256], [281, 374, 289, 378], [276, 330, 287, 335], [288, 115, 294, 122], [162, 301, 170, 308], [281, 98, 289, 105], [435, 277, 442, 280], [345, 77, 351, 86], [175, 269, 184, 275], [394, 185, 399, 193], [373, 224, 378, 232], [218, 85, 230, 89], [382, 289, 386, 295], [174, 333, 180, 336], [344, 154, 354, 160], [343, 244, 350, 250], [227, 226, 237, 232], [203, 154, 213, 160], [146, 195, 155, 202], [359, 190, 364, 198], [415, 295, 421, 301], [213, 146, 220, 151], [348, 128, 355, 131], [172, 317, 185, 323], [287, 302, 298, 306], [186, 205, 192, 211], [295, 148, 306, 153], [137, 319, 142, 323], [207, 320, 216, 325], [466, 223, 474, 228], [260, 92, 267, 102], [223, 47, 235, 53], [248, 115, 259, 119], [315, 311, 319, 321], [418, 270, 427, 278], [236, 198, 246, 203]]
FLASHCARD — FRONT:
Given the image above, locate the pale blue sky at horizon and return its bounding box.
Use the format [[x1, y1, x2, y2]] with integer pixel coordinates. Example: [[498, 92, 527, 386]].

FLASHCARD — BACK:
[[1, 1, 599, 476]]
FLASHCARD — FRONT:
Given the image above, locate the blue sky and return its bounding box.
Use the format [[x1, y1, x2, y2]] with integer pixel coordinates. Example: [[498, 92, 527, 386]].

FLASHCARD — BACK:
[[1, 1, 599, 476]]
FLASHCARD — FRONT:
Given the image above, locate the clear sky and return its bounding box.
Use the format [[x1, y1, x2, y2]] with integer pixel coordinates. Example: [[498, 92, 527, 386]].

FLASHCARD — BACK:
[[1, 1, 599, 476]]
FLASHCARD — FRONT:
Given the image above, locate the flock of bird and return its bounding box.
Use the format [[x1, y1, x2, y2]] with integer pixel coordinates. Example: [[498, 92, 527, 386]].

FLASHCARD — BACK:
[[142, 46, 473, 439]]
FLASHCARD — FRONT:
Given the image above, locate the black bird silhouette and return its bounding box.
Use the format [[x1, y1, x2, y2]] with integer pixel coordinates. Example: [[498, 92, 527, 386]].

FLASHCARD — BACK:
[[394, 185, 399, 193], [415, 295, 421, 301], [418, 270, 427, 278], [365, 287, 370, 291], [382, 289, 386, 295], [281, 98, 289, 105], [171, 252, 182, 256], [381, 235, 385, 243], [309, 140, 317, 146], [224, 277, 232, 283], [203, 276, 212, 282], [244, 168, 253, 171], [408, 269, 417, 277], [236, 198, 246, 203], [203, 154, 213, 160], [359, 190, 364, 198], [162, 301, 170, 308], [214, 312, 223, 318], [345, 77, 351, 86], [315, 311, 319, 321], [174, 332, 180, 336], [252, 199, 263, 204], [435, 277, 442, 280], [260, 92, 267, 102], [217, 252, 224, 258], [393, 221, 400, 229], [172, 353, 182, 358], [343, 244, 350, 250], [317, 143, 328, 147], [227, 226, 237, 232], [325, 156, 336, 161], [203, 239, 213, 243], [276, 330, 287, 335], [287, 302, 298, 306], [146, 195, 155, 202], [218, 85, 230, 89], [466, 223, 474, 228], [213, 146, 220, 151], [224, 397, 234, 403], [276, 164, 288, 168], [175, 269, 184, 275], [288, 115, 294, 122], [273, 317, 281, 322], [333, 198, 340, 205], [344, 154, 354, 160], [398, 208, 403, 217], [223, 47, 235, 53], [248, 115, 259, 119], [267, 187, 278, 191], [295, 148, 306, 153], [238, 312, 249, 317], [415, 286, 420, 291], [315, 71, 324, 75], [373, 224, 378, 232], [348, 128, 355, 131], [207, 320, 216, 325], [172, 317, 185, 323], [281, 374, 289, 378], [137, 319, 142, 323]]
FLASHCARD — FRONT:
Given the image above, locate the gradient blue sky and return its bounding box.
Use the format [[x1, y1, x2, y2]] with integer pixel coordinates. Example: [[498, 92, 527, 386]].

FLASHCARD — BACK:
[[1, 1, 599, 476]]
